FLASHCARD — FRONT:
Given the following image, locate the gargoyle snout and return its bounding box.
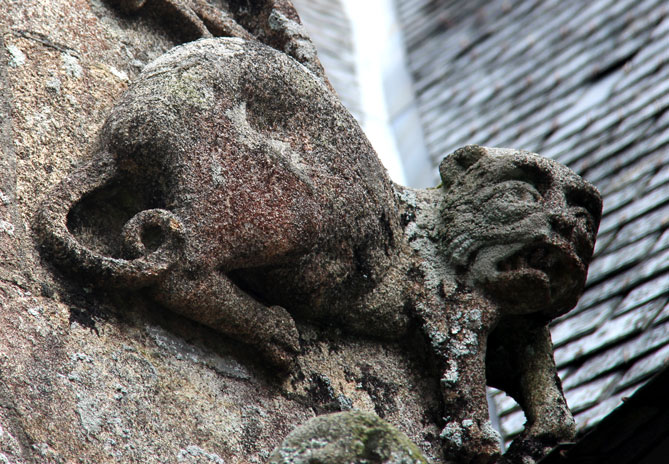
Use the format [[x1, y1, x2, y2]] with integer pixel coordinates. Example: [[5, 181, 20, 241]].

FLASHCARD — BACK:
[[548, 211, 577, 241], [547, 208, 594, 268]]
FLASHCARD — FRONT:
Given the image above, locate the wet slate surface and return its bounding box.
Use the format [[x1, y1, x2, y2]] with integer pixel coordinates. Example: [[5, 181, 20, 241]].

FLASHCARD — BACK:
[[395, 0, 669, 440]]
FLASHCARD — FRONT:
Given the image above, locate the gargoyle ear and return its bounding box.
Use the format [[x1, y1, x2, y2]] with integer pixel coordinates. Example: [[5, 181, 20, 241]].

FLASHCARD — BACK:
[[439, 145, 488, 190]]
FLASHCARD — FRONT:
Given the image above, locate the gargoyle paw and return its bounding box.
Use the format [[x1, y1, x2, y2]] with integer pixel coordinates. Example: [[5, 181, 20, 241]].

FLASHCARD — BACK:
[[441, 419, 501, 464], [259, 305, 300, 370]]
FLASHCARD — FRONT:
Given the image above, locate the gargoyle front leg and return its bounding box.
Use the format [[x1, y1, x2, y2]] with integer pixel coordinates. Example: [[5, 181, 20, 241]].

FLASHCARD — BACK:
[[487, 320, 575, 463], [421, 307, 502, 463], [152, 265, 300, 370], [439, 349, 502, 464]]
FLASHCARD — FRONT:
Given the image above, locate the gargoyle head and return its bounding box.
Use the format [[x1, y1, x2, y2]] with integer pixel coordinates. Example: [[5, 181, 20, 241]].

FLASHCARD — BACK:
[[439, 145, 602, 318]]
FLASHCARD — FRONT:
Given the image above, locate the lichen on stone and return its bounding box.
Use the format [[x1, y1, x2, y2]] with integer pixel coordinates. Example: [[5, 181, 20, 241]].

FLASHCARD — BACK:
[[268, 411, 429, 464]]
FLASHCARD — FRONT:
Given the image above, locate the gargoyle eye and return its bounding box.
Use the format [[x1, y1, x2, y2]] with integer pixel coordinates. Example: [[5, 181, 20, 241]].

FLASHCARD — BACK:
[[566, 186, 602, 228], [488, 181, 541, 204]]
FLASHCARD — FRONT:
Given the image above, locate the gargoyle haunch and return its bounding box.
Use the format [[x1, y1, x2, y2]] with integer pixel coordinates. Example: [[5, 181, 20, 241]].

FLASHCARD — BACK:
[[35, 38, 601, 463]]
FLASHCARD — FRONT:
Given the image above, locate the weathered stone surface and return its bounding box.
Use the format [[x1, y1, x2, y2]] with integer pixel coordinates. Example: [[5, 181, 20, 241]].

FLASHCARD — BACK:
[[106, 0, 325, 81], [268, 411, 428, 464], [2, 1, 602, 464]]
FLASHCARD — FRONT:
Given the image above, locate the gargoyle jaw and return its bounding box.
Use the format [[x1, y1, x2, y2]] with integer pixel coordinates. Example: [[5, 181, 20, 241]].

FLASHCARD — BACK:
[[488, 241, 587, 316]]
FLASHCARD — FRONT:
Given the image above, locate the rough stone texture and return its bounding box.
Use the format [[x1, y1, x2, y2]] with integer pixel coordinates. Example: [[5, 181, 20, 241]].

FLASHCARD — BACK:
[[109, 0, 327, 82], [268, 411, 428, 464], [2, 1, 601, 463]]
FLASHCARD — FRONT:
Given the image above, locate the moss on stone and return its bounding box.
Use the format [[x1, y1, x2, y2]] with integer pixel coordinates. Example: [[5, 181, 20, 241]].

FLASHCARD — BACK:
[[269, 411, 429, 464]]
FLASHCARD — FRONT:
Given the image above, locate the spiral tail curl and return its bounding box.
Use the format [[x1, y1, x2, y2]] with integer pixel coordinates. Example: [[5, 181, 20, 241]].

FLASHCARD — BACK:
[[34, 153, 185, 288]]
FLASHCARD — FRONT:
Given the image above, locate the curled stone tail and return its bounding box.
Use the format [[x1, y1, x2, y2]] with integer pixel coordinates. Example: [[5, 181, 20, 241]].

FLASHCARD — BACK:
[[34, 154, 184, 288]]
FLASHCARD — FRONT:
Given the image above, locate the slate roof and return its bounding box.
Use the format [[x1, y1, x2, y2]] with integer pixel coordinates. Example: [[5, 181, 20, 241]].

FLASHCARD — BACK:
[[393, 0, 669, 441]]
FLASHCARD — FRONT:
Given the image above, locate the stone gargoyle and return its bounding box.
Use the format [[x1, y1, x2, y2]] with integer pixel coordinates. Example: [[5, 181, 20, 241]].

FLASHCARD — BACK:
[[35, 38, 602, 463]]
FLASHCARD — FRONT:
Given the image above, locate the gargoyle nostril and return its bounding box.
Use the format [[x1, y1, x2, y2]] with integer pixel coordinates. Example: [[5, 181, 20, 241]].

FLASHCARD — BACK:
[[549, 213, 575, 239]]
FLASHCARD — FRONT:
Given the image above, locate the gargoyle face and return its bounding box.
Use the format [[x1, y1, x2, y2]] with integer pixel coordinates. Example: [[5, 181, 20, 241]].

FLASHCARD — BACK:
[[439, 146, 602, 317]]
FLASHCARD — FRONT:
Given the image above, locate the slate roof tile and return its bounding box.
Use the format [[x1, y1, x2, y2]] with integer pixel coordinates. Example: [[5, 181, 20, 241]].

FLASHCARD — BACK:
[[597, 166, 669, 234], [598, 150, 663, 196], [613, 268, 669, 315], [651, 300, 669, 326], [592, 230, 616, 257], [647, 161, 669, 191], [566, 372, 621, 414], [584, 234, 656, 287], [491, 389, 521, 416], [551, 300, 614, 348], [626, 245, 669, 283], [291, 0, 364, 123], [616, 342, 669, 391], [555, 300, 662, 369], [599, 180, 646, 216], [605, 201, 669, 252], [651, 228, 669, 253], [561, 319, 669, 389], [573, 385, 638, 431], [500, 408, 526, 438], [576, 274, 629, 310]]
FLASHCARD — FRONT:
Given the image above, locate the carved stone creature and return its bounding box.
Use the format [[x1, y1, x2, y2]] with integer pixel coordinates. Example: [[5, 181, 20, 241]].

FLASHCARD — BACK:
[[35, 38, 601, 463]]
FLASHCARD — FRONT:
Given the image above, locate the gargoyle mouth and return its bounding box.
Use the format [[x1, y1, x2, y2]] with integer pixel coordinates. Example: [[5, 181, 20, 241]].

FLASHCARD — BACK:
[[497, 242, 582, 276], [491, 241, 586, 314]]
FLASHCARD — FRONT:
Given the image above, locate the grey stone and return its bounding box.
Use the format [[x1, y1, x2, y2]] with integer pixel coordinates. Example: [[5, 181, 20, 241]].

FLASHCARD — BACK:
[[3, 1, 610, 463], [107, 0, 328, 81], [395, 0, 669, 443], [35, 67, 602, 461], [268, 411, 428, 464]]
